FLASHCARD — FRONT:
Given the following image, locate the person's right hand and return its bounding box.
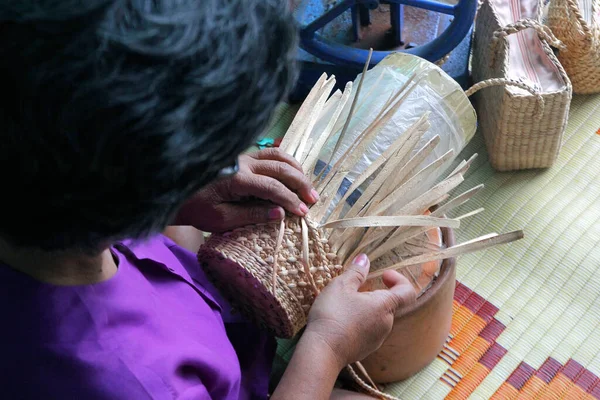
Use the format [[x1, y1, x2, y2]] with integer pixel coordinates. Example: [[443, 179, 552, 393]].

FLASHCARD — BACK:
[[304, 254, 417, 369]]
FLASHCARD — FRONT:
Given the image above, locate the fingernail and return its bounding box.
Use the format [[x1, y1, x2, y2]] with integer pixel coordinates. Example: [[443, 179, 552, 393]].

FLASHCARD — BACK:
[[298, 203, 309, 216], [352, 254, 369, 270], [268, 208, 284, 220], [310, 189, 320, 202]]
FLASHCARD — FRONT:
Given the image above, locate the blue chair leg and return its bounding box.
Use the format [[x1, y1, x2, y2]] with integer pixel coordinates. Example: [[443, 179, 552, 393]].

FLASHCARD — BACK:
[[389, 2, 404, 46]]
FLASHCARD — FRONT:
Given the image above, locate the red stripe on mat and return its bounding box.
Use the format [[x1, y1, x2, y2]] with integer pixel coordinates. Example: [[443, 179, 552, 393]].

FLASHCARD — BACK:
[[506, 362, 536, 390], [536, 357, 562, 384], [479, 319, 505, 343]]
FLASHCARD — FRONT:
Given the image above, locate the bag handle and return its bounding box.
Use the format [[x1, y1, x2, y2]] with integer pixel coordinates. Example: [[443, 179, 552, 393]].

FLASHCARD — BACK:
[[565, 0, 595, 38], [490, 18, 567, 67], [465, 78, 545, 121]]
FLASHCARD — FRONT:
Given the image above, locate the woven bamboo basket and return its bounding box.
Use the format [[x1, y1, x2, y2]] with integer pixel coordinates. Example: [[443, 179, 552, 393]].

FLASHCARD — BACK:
[[548, 0, 600, 94], [470, 0, 572, 171], [198, 53, 523, 398]]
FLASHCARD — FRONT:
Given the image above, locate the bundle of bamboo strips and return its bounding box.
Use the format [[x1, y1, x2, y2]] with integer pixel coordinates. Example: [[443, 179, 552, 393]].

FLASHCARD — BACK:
[[198, 54, 523, 341]]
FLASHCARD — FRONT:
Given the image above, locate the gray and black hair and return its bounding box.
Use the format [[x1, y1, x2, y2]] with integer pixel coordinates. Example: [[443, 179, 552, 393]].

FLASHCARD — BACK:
[[0, 0, 298, 253]]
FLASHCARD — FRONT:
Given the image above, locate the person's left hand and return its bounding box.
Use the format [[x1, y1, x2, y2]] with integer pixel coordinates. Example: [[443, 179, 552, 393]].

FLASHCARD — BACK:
[[175, 148, 319, 232]]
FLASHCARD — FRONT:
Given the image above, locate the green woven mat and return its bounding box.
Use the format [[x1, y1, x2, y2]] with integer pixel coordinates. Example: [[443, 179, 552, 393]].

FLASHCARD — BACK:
[[267, 94, 600, 399]]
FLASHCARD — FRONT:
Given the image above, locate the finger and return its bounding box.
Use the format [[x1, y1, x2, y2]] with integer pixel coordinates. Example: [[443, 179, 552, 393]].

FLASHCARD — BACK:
[[250, 148, 303, 173], [211, 203, 285, 231], [381, 270, 409, 289], [249, 159, 318, 204], [230, 174, 308, 216], [338, 254, 370, 290], [378, 270, 417, 312]]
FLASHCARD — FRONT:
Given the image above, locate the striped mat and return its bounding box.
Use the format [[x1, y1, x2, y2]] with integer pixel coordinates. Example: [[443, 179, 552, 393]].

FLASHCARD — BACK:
[[266, 94, 600, 399]]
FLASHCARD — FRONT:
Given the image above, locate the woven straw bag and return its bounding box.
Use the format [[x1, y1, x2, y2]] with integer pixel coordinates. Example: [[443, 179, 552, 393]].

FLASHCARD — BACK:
[[470, 0, 572, 171], [548, 0, 600, 94]]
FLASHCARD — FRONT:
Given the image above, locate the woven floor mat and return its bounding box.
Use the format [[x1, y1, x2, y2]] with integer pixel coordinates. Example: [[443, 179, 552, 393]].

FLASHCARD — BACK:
[[383, 95, 600, 399], [266, 94, 600, 399]]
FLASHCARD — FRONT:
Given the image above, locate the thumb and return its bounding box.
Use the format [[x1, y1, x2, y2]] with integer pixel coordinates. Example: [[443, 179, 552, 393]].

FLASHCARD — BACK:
[[213, 203, 285, 231], [339, 254, 370, 290]]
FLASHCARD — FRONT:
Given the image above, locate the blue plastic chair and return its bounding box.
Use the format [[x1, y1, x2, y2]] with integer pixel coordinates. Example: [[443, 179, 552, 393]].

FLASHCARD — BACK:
[[298, 0, 477, 67], [289, 0, 477, 100]]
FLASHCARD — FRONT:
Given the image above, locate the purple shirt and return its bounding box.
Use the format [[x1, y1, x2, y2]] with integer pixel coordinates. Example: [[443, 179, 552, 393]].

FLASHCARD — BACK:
[[0, 235, 275, 399]]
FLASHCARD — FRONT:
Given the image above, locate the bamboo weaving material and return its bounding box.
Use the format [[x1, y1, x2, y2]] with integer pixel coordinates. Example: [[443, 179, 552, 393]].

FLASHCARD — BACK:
[[198, 53, 524, 398]]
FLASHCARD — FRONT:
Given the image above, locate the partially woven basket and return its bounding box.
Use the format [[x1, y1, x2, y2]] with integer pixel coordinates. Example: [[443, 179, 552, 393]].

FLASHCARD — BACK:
[[548, 0, 600, 94], [199, 52, 522, 336], [199, 216, 341, 338], [198, 52, 523, 398]]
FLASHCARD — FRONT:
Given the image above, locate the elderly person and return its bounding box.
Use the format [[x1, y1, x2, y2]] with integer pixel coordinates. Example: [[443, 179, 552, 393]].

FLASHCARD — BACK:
[[0, 1, 415, 398]]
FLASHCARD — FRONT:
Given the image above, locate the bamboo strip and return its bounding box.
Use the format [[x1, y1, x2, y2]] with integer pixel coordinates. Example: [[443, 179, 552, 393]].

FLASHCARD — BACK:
[[432, 184, 484, 217], [364, 184, 480, 255], [322, 88, 342, 113], [393, 173, 464, 217], [327, 94, 425, 222], [456, 208, 485, 220], [365, 175, 468, 261], [348, 189, 452, 262], [346, 192, 451, 262], [448, 153, 478, 178], [367, 231, 524, 279], [316, 49, 373, 184], [367, 207, 483, 263], [371, 135, 441, 208], [339, 115, 431, 221], [295, 77, 337, 161], [353, 69, 385, 113], [280, 73, 327, 153], [372, 148, 455, 215], [316, 75, 419, 194], [301, 218, 319, 296], [298, 89, 342, 166], [322, 215, 460, 229], [311, 82, 421, 222], [271, 219, 286, 296], [303, 82, 353, 176]]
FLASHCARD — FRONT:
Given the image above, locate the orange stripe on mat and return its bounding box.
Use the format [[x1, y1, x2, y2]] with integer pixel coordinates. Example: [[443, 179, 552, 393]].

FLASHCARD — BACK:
[[446, 364, 491, 400], [490, 383, 519, 400], [445, 343, 507, 400], [450, 306, 475, 338], [516, 376, 548, 400], [452, 299, 461, 315], [562, 383, 590, 400], [452, 337, 491, 376], [542, 374, 575, 399], [449, 315, 487, 354]]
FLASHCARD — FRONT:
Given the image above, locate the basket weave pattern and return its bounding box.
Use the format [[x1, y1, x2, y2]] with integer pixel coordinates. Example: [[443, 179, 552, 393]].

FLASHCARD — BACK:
[[198, 216, 343, 338], [471, 0, 572, 171], [548, 0, 600, 94]]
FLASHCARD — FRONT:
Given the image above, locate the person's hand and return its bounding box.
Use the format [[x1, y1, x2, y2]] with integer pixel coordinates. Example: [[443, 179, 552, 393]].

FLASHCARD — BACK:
[[304, 254, 417, 369], [175, 148, 319, 232], [272, 255, 415, 399]]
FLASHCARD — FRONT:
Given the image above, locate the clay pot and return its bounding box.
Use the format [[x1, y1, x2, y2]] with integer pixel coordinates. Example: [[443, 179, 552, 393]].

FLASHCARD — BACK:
[[360, 227, 456, 383]]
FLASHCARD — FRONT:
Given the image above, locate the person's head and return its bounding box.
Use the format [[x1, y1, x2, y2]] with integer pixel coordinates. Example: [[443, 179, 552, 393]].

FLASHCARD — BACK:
[[0, 0, 298, 254]]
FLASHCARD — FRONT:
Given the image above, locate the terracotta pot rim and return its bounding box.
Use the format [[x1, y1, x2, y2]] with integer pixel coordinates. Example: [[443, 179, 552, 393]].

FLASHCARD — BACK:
[[394, 226, 456, 320]]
